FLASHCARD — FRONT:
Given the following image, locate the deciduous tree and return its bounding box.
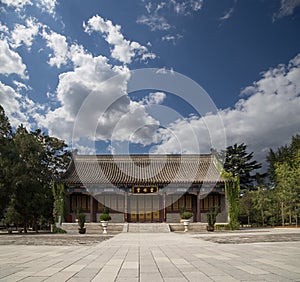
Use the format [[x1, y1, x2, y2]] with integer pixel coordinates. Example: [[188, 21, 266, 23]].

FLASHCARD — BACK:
[[0, 105, 16, 218]]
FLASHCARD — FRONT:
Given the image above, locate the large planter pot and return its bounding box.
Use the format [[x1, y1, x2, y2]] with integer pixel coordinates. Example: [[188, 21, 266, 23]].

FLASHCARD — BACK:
[[182, 219, 190, 232], [101, 221, 109, 234], [78, 228, 86, 234], [206, 225, 214, 232]]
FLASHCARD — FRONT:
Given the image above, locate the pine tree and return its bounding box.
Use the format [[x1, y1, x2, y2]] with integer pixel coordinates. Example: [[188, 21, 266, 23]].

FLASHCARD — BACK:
[[0, 105, 12, 140], [216, 143, 263, 229], [220, 143, 263, 191]]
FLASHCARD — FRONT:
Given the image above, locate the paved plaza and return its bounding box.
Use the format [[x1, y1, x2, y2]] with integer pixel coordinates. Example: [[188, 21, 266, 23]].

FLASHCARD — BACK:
[[0, 228, 300, 281]]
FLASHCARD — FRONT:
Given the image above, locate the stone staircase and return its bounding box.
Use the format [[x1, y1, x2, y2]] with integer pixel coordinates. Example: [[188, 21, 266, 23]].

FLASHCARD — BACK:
[[127, 223, 170, 233], [60, 222, 208, 233]]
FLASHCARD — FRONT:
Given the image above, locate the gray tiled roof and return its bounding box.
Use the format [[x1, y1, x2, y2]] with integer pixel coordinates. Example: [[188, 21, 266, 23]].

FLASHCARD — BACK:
[[61, 154, 225, 185]]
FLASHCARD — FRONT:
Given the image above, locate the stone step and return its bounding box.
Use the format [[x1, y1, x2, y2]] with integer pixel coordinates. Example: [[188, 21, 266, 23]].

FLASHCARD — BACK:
[[61, 223, 124, 234], [127, 223, 170, 233], [169, 223, 208, 232]]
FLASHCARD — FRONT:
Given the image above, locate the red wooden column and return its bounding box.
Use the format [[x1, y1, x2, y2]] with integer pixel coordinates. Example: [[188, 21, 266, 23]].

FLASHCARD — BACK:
[[89, 196, 94, 222], [163, 193, 166, 222], [124, 192, 128, 222], [196, 192, 201, 222]]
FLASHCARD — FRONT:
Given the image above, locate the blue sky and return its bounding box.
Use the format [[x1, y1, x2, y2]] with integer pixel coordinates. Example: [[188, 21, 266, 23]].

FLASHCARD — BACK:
[[0, 0, 299, 165]]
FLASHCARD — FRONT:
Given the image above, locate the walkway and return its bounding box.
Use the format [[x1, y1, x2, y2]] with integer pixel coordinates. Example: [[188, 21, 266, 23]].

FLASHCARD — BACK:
[[0, 229, 300, 281]]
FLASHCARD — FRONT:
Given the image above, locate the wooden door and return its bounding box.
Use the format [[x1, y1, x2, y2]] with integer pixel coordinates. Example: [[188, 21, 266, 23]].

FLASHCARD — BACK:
[[128, 195, 161, 222]]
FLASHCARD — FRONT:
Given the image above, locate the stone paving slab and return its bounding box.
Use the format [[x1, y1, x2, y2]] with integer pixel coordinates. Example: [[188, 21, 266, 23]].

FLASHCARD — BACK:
[[0, 228, 300, 281], [0, 234, 113, 246]]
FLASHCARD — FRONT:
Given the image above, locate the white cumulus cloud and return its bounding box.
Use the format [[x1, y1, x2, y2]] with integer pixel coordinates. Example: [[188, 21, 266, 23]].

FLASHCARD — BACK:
[[42, 28, 69, 68], [0, 0, 57, 15], [36, 0, 57, 15], [10, 18, 41, 49], [0, 0, 32, 10], [84, 15, 156, 64], [0, 39, 27, 79], [0, 81, 36, 129], [153, 53, 300, 164], [37, 43, 161, 149]]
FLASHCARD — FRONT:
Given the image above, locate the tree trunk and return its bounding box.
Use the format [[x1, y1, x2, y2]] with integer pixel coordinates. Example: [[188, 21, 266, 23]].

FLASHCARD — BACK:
[[33, 218, 38, 233]]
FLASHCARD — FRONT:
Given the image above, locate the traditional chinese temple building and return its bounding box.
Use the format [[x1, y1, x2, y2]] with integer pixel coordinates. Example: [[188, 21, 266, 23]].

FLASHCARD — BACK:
[[61, 153, 228, 223]]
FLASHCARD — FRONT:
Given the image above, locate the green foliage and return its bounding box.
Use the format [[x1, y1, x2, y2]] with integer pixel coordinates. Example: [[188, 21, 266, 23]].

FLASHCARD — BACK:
[[3, 199, 22, 226], [274, 149, 300, 225], [238, 189, 283, 227], [52, 182, 66, 224], [216, 143, 264, 229], [214, 224, 229, 230], [265, 135, 300, 226], [77, 213, 86, 229], [238, 191, 253, 225], [0, 104, 71, 232], [267, 134, 300, 186], [52, 225, 67, 233], [180, 211, 193, 219], [100, 207, 111, 221], [0, 105, 16, 218], [207, 206, 220, 227], [223, 170, 240, 230], [217, 143, 262, 191], [100, 213, 111, 221], [180, 206, 193, 219], [0, 104, 12, 140], [252, 188, 272, 226], [12, 125, 51, 232], [103, 206, 109, 215], [237, 135, 300, 227], [31, 129, 71, 178]]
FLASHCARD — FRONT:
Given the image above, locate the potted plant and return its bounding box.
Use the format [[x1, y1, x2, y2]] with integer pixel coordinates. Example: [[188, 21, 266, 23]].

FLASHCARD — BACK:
[[77, 213, 86, 234], [75, 207, 82, 223], [100, 207, 111, 234], [180, 211, 193, 232], [206, 206, 220, 232]]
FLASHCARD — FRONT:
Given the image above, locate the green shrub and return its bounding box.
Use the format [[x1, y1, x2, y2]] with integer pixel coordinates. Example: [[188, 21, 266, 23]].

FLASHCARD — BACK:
[[215, 224, 229, 231], [52, 225, 67, 233], [180, 211, 193, 219], [100, 213, 111, 221], [77, 213, 86, 229], [207, 206, 220, 228]]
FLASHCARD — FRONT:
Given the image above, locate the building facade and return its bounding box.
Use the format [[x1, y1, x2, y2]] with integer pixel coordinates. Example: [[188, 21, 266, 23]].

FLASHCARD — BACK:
[[61, 154, 228, 223]]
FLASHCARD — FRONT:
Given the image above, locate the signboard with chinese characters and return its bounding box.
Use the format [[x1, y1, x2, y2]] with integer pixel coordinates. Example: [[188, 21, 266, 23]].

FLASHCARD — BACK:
[[132, 186, 158, 194]]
